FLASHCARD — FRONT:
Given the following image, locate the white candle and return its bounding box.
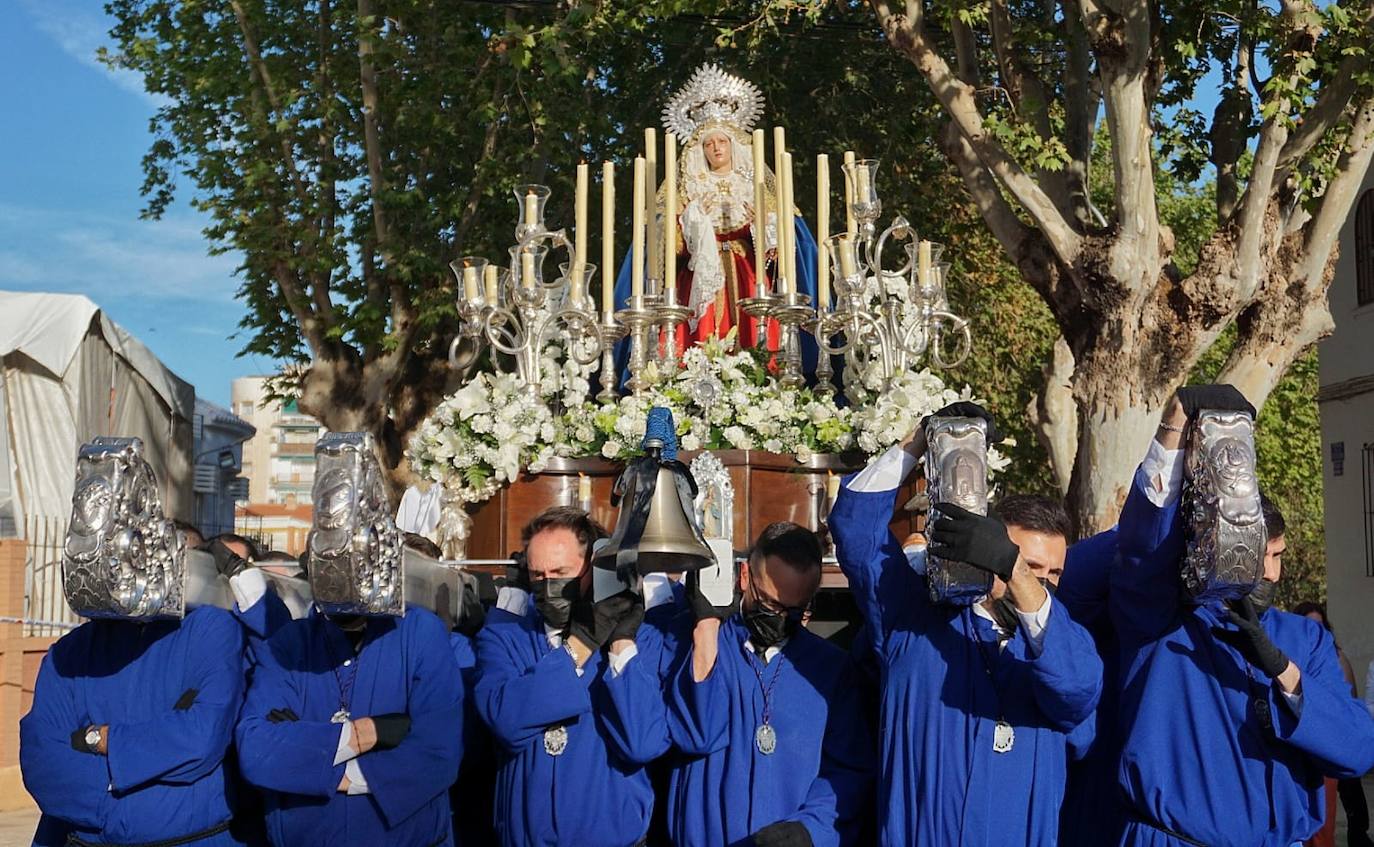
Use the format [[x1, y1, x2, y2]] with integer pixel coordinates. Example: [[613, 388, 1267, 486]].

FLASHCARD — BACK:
[[919, 239, 932, 288], [573, 163, 588, 302], [578, 473, 592, 504], [838, 236, 857, 278], [816, 153, 830, 312], [602, 161, 615, 318], [780, 151, 795, 297], [663, 133, 677, 306], [524, 189, 538, 229], [521, 249, 536, 290], [843, 150, 856, 238], [484, 264, 499, 304], [462, 263, 479, 302], [855, 163, 871, 206], [752, 129, 767, 287], [632, 156, 645, 303], [644, 128, 658, 285]]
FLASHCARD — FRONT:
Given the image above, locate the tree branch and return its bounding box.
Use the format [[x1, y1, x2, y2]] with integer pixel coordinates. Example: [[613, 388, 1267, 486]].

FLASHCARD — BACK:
[[869, 0, 1084, 268], [1061, 4, 1099, 230], [1273, 15, 1374, 177], [1210, 41, 1251, 222]]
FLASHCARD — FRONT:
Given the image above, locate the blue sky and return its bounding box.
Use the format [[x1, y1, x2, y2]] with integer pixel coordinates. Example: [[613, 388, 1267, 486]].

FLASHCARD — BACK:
[[0, 0, 271, 407]]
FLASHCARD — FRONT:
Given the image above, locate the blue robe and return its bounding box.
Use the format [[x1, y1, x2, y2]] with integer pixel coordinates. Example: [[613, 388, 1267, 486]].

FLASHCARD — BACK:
[[1055, 528, 1126, 847], [1111, 468, 1374, 846], [21, 607, 245, 847], [829, 483, 1102, 846], [473, 605, 664, 847], [449, 631, 498, 847], [235, 606, 464, 847], [659, 612, 873, 847]]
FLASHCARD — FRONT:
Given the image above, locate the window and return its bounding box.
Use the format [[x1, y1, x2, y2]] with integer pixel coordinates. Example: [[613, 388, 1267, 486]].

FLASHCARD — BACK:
[[1357, 189, 1374, 307], [1365, 443, 1374, 576]]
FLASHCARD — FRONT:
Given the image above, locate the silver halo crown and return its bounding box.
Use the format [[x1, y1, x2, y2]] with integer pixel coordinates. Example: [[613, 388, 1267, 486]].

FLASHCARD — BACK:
[[662, 64, 765, 140]]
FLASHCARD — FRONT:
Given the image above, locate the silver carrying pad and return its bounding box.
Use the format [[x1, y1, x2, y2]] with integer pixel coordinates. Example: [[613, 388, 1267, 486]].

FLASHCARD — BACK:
[[402, 548, 462, 629], [1181, 410, 1266, 602], [63, 437, 187, 621], [307, 432, 405, 617], [183, 549, 233, 611], [924, 417, 993, 605]]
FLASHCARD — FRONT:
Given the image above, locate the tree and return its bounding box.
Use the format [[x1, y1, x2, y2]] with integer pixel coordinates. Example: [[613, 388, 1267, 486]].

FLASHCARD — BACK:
[[742, 0, 1374, 532]]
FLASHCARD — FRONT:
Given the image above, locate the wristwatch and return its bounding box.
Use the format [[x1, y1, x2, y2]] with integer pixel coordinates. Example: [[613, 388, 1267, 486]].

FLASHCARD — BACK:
[[84, 725, 103, 753]]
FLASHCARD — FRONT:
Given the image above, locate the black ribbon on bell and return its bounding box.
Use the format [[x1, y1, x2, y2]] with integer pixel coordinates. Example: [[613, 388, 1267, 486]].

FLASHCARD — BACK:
[[594, 407, 716, 577]]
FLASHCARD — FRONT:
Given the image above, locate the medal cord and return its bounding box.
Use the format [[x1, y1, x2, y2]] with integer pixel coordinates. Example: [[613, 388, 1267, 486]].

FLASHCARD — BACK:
[[742, 639, 787, 727], [322, 628, 361, 721]]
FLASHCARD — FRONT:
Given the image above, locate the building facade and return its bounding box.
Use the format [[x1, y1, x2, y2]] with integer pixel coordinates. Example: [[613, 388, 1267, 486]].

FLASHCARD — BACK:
[[1319, 169, 1374, 693], [230, 376, 323, 507]]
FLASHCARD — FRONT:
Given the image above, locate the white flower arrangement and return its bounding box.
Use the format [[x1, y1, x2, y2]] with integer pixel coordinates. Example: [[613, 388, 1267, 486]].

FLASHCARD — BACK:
[[408, 330, 1001, 506]]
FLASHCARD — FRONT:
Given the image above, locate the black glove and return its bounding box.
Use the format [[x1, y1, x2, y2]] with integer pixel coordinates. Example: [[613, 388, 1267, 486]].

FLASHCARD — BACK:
[[608, 591, 646, 645], [1211, 596, 1291, 679], [266, 707, 299, 723], [923, 401, 1002, 444], [752, 820, 814, 847], [569, 591, 634, 652], [173, 688, 199, 711], [687, 569, 740, 622], [205, 539, 250, 578], [1177, 384, 1256, 420], [505, 551, 531, 593], [370, 713, 411, 751], [928, 503, 1020, 580]]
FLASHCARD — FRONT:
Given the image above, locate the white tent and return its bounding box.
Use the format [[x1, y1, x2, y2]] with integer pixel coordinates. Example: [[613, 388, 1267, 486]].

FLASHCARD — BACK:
[[0, 291, 195, 535]]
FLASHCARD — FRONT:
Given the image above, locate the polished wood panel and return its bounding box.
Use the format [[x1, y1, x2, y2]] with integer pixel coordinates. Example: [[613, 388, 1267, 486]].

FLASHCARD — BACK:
[[466, 451, 929, 593]]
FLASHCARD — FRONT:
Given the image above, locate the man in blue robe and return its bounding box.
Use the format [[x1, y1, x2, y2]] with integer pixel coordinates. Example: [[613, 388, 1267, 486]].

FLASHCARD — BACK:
[[21, 604, 247, 847], [1111, 387, 1374, 846], [235, 581, 464, 845], [473, 506, 665, 847], [658, 521, 873, 847], [829, 403, 1102, 846]]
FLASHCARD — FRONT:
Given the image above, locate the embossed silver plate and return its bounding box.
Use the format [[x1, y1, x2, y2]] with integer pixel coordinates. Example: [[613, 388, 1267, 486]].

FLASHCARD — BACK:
[[924, 417, 993, 605], [1181, 410, 1266, 602]]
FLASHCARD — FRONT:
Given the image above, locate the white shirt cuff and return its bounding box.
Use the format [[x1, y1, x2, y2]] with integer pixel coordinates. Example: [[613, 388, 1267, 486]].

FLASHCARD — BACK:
[[847, 444, 917, 493], [1140, 439, 1184, 508], [498, 586, 530, 617], [333, 722, 359, 766], [344, 759, 369, 795], [230, 568, 269, 612], [607, 643, 639, 677], [1014, 593, 1053, 655], [643, 574, 676, 611], [1280, 688, 1303, 719]]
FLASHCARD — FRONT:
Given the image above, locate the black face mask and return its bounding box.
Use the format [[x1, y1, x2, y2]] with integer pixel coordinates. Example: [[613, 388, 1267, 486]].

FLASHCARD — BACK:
[[1249, 578, 1278, 615], [742, 593, 803, 652], [531, 577, 581, 631]]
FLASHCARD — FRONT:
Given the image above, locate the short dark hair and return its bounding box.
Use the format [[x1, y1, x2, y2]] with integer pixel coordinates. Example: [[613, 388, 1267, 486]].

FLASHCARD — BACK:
[[403, 532, 443, 559], [257, 550, 299, 564], [748, 521, 823, 574], [992, 494, 1073, 543], [1260, 494, 1286, 541], [210, 532, 262, 560], [1291, 601, 1330, 631], [520, 506, 608, 559], [173, 519, 203, 544]]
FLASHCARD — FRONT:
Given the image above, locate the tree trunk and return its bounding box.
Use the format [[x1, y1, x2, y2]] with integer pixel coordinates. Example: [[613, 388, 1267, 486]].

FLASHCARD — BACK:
[[1065, 377, 1165, 534]]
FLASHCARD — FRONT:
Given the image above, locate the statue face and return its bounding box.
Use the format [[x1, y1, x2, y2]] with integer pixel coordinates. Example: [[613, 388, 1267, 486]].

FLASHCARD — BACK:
[[702, 131, 732, 171]]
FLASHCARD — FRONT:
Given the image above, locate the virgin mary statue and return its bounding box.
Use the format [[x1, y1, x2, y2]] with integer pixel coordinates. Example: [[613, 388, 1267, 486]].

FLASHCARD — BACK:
[[613, 65, 819, 356]]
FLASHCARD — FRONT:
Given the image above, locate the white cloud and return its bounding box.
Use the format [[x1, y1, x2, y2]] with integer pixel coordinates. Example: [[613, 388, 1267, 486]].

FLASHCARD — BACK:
[[0, 202, 240, 304], [18, 0, 172, 108]]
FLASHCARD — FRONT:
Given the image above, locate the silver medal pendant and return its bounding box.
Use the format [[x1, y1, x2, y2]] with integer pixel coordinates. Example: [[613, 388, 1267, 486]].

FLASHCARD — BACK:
[[543, 725, 569, 757], [330, 708, 350, 724], [992, 720, 1015, 753], [755, 723, 777, 755]]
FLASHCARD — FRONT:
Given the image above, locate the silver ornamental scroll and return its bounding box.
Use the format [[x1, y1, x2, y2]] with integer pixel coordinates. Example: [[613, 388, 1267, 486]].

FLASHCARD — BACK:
[[924, 417, 993, 605], [1181, 410, 1267, 602], [63, 437, 187, 620], [307, 432, 462, 621]]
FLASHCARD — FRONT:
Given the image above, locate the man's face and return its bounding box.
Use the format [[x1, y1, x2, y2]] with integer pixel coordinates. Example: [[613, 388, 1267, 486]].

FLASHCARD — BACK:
[[740, 554, 820, 615], [702, 132, 732, 171], [1263, 534, 1286, 583], [986, 525, 1066, 600], [221, 538, 252, 561], [181, 528, 205, 549], [526, 527, 591, 593]]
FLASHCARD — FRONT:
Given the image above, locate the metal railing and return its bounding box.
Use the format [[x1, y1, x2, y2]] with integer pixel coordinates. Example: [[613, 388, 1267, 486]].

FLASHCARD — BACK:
[[22, 516, 79, 637]]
